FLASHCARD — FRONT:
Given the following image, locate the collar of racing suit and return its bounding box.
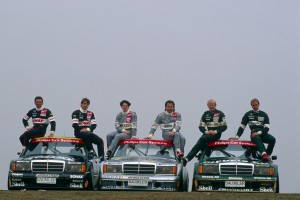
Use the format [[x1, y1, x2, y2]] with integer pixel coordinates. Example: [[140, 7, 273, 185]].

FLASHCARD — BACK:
[[165, 111, 173, 115], [252, 109, 260, 113], [35, 107, 44, 111], [122, 110, 131, 114], [80, 108, 88, 113]]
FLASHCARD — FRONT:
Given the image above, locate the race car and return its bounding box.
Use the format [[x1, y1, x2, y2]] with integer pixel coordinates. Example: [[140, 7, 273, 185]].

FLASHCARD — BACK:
[[8, 137, 102, 190], [100, 139, 189, 191], [192, 140, 279, 193]]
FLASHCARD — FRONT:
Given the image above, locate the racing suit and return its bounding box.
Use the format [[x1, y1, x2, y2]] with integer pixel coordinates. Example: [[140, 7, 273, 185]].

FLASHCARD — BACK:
[[72, 108, 104, 158], [20, 107, 56, 147], [149, 111, 185, 153], [185, 109, 227, 161], [236, 110, 276, 155], [107, 110, 137, 151]]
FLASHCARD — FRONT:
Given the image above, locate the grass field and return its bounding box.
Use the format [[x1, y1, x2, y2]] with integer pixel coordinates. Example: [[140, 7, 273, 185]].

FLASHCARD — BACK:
[[1, 191, 300, 200]]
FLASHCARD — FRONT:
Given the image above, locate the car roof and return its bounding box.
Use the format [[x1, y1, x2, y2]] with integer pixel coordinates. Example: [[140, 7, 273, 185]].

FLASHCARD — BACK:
[[31, 137, 84, 144], [208, 140, 256, 147], [118, 139, 173, 147]]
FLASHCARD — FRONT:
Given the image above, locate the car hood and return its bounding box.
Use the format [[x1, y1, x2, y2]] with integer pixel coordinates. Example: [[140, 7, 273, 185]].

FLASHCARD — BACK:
[[18, 155, 85, 162], [107, 156, 177, 165], [202, 157, 262, 164]]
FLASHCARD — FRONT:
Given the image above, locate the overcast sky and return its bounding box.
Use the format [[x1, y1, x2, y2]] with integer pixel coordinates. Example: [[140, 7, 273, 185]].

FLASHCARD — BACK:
[[0, 1, 299, 193]]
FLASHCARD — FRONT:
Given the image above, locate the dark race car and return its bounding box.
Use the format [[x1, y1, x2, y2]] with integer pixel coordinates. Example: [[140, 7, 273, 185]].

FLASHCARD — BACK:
[[192, 140, 279, 193], [100, 139, 189, 191], [8, 137, 102, 190]]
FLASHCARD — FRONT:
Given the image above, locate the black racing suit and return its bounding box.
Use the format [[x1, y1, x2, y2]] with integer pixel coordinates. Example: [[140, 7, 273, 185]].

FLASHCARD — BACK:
[[185, 109, 227, 161], [20, 107, 56, 147], [237, 110, 276, 155], [72, 109, 104, 158]]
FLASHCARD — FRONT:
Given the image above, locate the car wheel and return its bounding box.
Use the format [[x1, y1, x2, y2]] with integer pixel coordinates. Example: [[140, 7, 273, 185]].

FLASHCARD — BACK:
[[88, 167, 98, 190], [275, 175, 279, 193]]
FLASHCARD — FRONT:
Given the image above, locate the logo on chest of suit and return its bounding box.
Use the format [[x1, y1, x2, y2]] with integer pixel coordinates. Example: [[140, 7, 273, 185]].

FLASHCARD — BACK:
[[40, 109, 47, 117], [126, 113, 133, 123], [87, 112, 92, 120], [171, 113, 178, 119]]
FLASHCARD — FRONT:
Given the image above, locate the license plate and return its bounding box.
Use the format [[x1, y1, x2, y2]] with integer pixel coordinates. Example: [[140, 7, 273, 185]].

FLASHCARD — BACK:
[[225, 181, 245, 187], [36, 177, 57, 184], [128, 180, 148, 186]]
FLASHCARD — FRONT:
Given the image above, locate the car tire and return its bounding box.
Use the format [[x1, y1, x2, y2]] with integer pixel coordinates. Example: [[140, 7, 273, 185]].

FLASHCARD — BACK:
[[88, 167, 98, 190], [275, 174, 279, 193]]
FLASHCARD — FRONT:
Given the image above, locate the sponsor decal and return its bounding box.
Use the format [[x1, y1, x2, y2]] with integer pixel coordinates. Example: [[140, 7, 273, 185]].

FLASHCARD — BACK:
[[199, 185, 213, 190], [171, 113, 178, 119], [209, 140, 256, 147], [79, 121, 90, 126], [218, 188, 253, 192], [254, 177, 272, 180], [12, 182, 25, 187], [260, 187, 274, 192], [228, 177, 243, 180], [70, 175, 83, 179], [258, 117, 264, 122], [32, 138, 84, 144], [120, 140, 173, 146], [12, 173, 23, 177], [201, 175, 220, 179], [70, 183, 83, 188]]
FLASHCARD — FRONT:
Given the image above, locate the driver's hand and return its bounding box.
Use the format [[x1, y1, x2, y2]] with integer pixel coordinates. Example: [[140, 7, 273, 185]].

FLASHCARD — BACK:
[[208, 130, 215, 135], [144, 134, 153, 139], [131, 136, 138, 139]]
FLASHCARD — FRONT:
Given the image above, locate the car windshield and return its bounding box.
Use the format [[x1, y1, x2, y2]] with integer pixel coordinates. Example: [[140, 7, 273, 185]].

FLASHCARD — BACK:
[[113, 143, 175, 159], [23, 141, 87, 157], [204, 145, 256, 159]]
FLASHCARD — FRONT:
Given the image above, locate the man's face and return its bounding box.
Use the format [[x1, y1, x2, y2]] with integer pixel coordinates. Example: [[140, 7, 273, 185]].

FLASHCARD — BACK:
[[165, 103, 174, 113], [35, 99, 43, 109], [81, 101, 89, 110], [251, 101, 260, 111], [207, 102, 216, 112], [121, 103, 129, 112]]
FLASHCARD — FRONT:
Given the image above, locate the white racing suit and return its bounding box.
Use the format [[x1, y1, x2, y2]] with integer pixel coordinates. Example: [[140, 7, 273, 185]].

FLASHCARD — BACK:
[[107, 110, 137, 151], [149, 111, 185, 153]]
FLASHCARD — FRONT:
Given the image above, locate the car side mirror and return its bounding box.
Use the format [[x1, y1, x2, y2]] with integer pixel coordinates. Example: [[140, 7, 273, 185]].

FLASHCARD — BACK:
[[271, 155, 277, 160]]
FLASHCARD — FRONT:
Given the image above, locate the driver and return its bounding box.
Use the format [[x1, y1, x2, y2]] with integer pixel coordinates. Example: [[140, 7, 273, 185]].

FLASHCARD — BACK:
[[182, 99, 227, 166], [145, 100, 186, 158], [231, 98, 276, 161], [106, 100, 138, 157], [20, 96, 56, 148], [72, 98, 104, 158]]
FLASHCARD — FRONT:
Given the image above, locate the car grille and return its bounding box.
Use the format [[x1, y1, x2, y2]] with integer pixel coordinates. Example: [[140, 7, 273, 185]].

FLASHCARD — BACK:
[[123, 164, 155, 174], [220, 163, 253, 175], [32, 160, 65, 172]]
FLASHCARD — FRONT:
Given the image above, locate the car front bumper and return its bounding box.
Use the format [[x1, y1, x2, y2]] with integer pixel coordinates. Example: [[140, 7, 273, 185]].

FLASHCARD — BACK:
[[193, 175, 278, 192], [8, 171, 91, 190], [100, 174, 182, 191]]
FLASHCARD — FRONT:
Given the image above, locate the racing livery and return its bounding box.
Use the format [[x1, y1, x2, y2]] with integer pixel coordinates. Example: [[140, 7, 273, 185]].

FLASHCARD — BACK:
[[8, 137, 101, 190], [100, 139, 189, 191], [23, 108, 56, 133], [192, 140, 279, 193]]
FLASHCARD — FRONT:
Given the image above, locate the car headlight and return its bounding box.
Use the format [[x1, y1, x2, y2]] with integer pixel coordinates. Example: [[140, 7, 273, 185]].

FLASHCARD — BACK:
[[103, 164, 122, 173], [66, 163, 86, 173], [11, 161, 31, 172], [156, 166, 177, 175], [254, 166, 274, 176], [198, 165, 219, 175]]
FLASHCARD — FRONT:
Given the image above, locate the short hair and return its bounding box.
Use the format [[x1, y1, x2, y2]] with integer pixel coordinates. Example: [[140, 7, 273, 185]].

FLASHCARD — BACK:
[[165, 100, 175, 109], [251, 98, 260, 105], [34, 96, 43, 102], [207, 99, 216, 106], [120, 100, 131, 107], [81, 98, 90, 105]]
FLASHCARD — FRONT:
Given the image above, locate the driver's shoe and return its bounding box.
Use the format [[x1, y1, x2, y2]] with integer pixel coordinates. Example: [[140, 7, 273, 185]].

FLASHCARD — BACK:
[[262, 153, 269, 162]]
